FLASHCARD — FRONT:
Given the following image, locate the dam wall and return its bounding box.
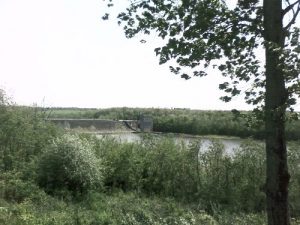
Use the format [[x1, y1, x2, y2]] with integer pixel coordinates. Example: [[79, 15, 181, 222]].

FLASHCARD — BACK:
[[48, 119, 143, 132]]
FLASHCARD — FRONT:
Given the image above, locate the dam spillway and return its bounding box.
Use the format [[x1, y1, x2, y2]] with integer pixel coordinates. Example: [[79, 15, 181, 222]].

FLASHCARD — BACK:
[[48, 117, 152, 133]]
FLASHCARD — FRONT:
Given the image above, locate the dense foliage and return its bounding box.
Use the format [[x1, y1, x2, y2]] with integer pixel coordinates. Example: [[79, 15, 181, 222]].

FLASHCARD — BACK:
[[37, 134, 104, 194], [1, 191, 272, 225], [94, 135, 300, 217]]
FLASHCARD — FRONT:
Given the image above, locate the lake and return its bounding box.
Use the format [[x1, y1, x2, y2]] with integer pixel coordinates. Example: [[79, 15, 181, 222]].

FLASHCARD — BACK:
[[96, 132, 246, 154]]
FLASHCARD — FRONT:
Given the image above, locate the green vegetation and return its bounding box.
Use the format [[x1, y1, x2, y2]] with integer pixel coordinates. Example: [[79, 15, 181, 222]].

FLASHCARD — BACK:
[[1, 94, 300, 224], [37, 134, 104, 194], [46, 107, 99, 119]]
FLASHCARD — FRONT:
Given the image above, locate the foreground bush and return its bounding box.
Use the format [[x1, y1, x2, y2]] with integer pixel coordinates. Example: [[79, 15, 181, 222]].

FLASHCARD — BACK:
[[37, 134, 104, 194], [0, 106, 59, 173]]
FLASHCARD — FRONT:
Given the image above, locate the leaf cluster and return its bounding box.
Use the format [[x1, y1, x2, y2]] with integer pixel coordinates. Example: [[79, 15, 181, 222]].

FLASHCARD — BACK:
[[103, 0, 300, 110]]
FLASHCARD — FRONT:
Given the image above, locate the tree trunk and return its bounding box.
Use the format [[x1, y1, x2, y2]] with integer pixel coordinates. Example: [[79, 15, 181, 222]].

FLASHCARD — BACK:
[[263, 0, 290, 224]]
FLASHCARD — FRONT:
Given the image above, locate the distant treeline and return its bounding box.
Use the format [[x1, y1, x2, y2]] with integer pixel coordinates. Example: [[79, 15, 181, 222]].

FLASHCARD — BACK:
[[47, 107, 300, 140]]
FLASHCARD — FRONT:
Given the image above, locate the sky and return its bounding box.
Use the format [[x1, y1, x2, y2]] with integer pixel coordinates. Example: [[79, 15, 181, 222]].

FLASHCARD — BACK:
[[0, 0, 293, 110]]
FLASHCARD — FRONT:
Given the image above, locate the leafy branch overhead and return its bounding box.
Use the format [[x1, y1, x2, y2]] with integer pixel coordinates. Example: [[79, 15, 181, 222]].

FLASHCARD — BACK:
[[103, 0, 300, 108]]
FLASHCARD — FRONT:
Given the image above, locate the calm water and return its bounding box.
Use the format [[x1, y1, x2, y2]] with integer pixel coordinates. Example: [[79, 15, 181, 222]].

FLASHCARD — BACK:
[[96, 132, 244, 154]]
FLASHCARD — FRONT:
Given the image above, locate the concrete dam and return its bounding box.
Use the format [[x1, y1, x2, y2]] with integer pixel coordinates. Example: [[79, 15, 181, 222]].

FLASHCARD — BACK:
[[48, 116, 153, 133]]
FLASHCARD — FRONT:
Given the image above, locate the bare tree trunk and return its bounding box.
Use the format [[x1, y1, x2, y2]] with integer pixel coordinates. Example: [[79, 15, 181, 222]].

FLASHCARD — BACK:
[[263, 0, 290, 224]]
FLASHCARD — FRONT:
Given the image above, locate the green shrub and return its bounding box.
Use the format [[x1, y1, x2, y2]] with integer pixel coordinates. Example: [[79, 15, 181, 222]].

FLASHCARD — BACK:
[[0, 197, 75, 225], [0, 93, 59, 173], [214, 212, 267, 225], [92, 135, 300, 216], [84, 191, 219, 225], [0, 171, 44, 203], [96, 135, 200, 199], [37, 134, 104, 194]]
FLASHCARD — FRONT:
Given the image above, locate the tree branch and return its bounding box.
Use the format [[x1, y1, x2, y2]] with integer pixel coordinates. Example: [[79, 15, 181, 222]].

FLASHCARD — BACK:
[[283, 1, 300, 31], [282, 0, 300, 16]]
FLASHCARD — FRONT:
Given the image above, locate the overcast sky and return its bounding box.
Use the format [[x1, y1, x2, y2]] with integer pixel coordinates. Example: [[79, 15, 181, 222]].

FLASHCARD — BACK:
[[0, 0, 295, 110]]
